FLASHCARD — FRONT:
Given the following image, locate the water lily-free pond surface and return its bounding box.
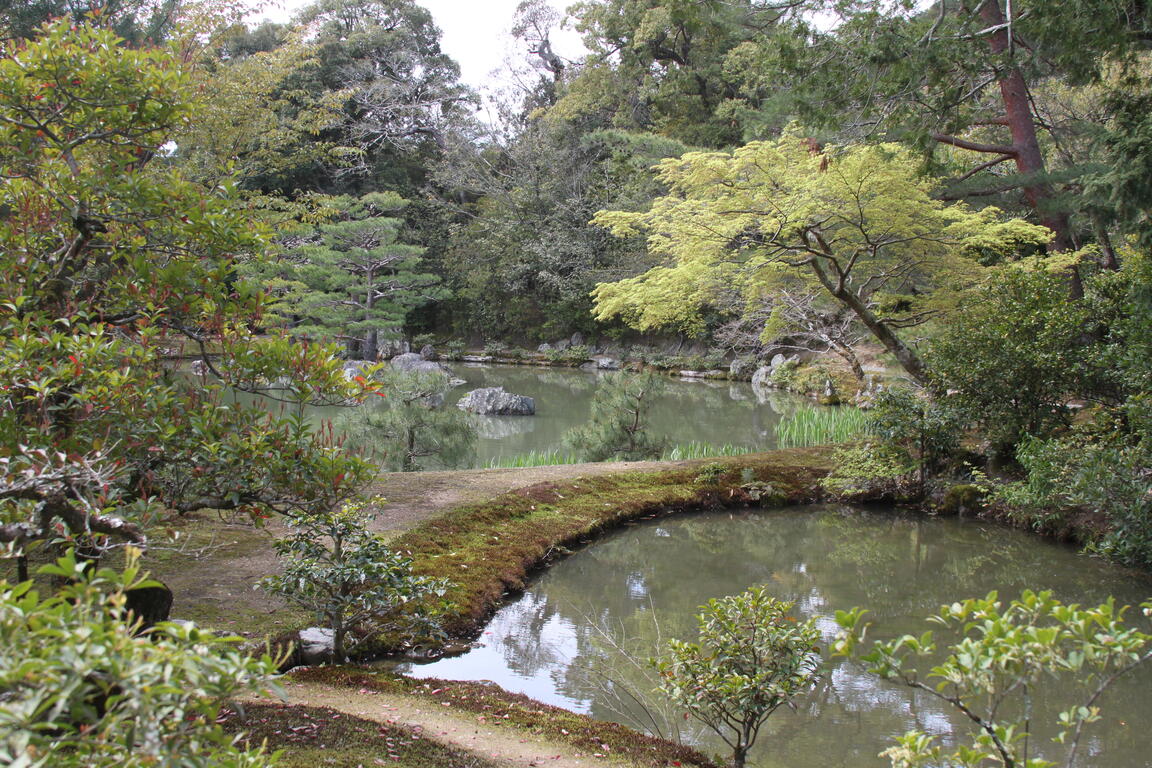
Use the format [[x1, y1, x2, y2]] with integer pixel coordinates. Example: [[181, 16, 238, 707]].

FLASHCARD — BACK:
[[330, 363, 815, 469], [395, 505, 1152, 767]]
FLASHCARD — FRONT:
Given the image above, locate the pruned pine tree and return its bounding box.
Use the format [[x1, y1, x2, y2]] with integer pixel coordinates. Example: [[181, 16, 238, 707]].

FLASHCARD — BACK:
[[284, 193, 442, 360]]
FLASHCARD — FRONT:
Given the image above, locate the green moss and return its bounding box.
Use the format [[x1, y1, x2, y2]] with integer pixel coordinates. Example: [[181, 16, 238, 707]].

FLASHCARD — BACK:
[[392, 449, 833, 641], [938, 483, 986, 516], [290, 668, 722, 768], [223, 702, 494, 768]]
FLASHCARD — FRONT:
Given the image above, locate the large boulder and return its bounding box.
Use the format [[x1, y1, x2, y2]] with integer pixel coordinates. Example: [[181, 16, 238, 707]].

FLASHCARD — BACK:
[[419, 344, 437, 360], [594, 356, 620, 370], [390, 352, 449, 375], [751, 365, 774, 389], [729, 356, 755, 378], [456, 386, 535, 416], [297, 627, 335, 666]]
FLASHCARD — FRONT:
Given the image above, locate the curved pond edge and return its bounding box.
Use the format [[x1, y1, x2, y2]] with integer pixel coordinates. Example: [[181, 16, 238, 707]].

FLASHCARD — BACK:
[[391, 447, 835, 644], [285, 667, 724, 768]]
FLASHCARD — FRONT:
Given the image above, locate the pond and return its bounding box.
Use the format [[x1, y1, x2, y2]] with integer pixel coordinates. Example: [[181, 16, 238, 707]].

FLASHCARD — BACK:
[[394, 505, 1152, 767], [322, 363, 818, 469]]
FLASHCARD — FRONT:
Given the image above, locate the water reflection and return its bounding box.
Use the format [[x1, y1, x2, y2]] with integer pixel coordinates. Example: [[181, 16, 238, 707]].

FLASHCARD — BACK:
[[312, 364, 813, 469], [396, 505, 1152, 767]]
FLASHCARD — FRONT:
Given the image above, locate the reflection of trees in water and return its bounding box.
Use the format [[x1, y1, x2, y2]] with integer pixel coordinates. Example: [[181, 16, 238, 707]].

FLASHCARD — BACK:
[[472, 507, 1152, 767]]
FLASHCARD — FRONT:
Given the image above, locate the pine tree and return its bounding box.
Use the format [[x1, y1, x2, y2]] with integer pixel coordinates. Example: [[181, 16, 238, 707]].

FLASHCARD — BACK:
[[283, 193, 442, 359]]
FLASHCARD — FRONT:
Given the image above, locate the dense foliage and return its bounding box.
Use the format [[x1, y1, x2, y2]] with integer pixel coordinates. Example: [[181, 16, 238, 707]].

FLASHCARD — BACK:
[[260, 499, 447, 662], [0, 550, 280, 767]]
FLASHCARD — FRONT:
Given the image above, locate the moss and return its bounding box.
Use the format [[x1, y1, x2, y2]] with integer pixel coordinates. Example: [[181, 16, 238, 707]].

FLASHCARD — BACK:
[[290, 667, 722, 768], [391, 448, 834, 642], [938, 483, 985, 516], [223, 702, 495, 768]]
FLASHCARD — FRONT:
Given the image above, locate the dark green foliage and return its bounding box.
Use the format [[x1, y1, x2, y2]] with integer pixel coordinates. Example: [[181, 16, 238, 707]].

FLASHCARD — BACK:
[[358, 368, 476, 472], [260, 499, 447, 662], [267, 193, 441, 360], [928, 265, 1124, 455], [564, 372, 666, 461], [0, 0, 179, 43]]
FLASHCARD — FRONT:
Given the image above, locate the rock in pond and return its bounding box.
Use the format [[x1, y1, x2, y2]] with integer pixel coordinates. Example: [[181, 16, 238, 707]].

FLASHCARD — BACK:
[[456, 386, 535, 416]]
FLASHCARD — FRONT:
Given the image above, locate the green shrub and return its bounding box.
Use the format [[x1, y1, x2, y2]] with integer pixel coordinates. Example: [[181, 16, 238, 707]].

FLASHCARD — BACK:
[[1, 551, 279, 768]]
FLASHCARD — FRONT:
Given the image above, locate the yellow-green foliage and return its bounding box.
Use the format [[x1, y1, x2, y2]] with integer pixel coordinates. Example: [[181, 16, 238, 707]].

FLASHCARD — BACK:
[[590, 134, 1053, 332]]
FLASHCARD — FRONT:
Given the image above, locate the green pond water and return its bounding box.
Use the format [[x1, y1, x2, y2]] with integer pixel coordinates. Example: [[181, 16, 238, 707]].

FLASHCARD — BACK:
[[395, 505, 1152, 767], [320, 363, 815, 469]]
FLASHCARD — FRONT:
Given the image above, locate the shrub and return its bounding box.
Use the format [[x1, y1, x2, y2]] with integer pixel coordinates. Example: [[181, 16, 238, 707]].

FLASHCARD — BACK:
[[1, 550, 278, 768], [260, 500, 448, 662], [652, 589, 820, 768]]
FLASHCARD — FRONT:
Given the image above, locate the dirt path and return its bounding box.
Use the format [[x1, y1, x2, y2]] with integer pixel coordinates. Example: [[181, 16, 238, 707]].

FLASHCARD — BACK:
[[255, 678, 633, 768], [156, 460, 694, 632]]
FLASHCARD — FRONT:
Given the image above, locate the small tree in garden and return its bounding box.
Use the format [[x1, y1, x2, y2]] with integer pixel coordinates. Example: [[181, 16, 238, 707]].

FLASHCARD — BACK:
[[363, 368, 476, 472], [564, 372, 666, 461], [834, 590, 1152, 768], [260, 500, 447, 662], [652, 588, 821, 768], [1, 550, 279, 768]]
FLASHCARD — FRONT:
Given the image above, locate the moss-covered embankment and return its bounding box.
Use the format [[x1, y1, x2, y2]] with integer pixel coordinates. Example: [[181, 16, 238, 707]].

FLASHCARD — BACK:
[[392, 447, 834, 643]]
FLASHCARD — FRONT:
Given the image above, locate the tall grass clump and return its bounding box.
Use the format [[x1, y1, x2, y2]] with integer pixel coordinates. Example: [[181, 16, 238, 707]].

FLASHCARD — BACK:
[[487, 450, 581, 468], [661, 442, 757, 460], [775, 405, 867, 448]]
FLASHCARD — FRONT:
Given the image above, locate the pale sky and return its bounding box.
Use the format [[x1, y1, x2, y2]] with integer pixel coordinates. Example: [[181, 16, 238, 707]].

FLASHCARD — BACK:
[[250, 0, 587, 90]]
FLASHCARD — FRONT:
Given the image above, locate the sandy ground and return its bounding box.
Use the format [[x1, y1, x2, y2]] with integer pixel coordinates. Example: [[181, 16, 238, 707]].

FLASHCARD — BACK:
[[247, 679, 635, 768]]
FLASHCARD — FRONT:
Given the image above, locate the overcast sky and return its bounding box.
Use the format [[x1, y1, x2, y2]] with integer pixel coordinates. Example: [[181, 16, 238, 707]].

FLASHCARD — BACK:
[[251, 0, 587, 90]]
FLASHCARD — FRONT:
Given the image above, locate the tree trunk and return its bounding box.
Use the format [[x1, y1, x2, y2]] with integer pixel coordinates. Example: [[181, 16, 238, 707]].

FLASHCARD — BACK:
[[976, 0, 1074, 253], [732, 745, 747, 768], [363, 328, 378, 362], [808, 261, 930, 386], [830, 341, 866, 382]]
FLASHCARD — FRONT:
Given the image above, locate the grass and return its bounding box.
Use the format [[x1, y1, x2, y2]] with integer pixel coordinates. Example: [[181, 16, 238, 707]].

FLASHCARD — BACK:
[[290, 667, 722, 768], [222, 702, 495, 768], [661, 441, 758, 460], [774, 405, 869, 448], [486, 449, 580, 468], [390, 447, 835, 641]]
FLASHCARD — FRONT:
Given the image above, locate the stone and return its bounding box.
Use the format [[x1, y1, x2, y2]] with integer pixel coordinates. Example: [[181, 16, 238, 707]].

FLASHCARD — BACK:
[[456, 386, 535, 416], [554, 339, 570, 351], [460, 354, 493, 363], [729, 357, 755, 378], [297, 627, 335, 666], [537, 343, 553, 352], [751, 365, 774, 389], [678, 369, 726, 379], [419, 344, 437, 360], [377, 338, 410, 358], [570, 331, 585, 347], [595, 356, 620, 370], [769, 353, 787, 370], [390, 352, 449, 375]]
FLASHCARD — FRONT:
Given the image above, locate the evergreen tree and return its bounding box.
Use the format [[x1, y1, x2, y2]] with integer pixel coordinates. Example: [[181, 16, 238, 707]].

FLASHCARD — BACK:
[[277, 193, 442, 359], [564, 372, 666, 461]]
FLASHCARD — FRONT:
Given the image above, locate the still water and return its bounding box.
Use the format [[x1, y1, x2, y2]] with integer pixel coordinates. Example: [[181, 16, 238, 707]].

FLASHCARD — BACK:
[[396, 505, 1152, 767], [328, 364, 813, 468]]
